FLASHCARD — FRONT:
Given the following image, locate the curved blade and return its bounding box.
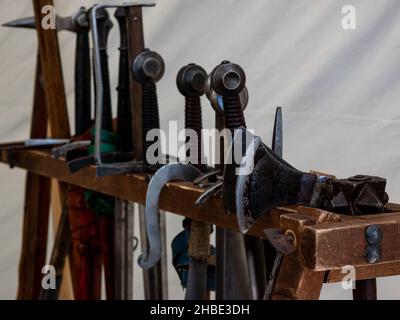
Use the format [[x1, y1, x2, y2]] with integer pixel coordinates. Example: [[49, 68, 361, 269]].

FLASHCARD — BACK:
[[138, 163, 202, 269], [235, 133, 263, 233], [3, 17, 35, 29]]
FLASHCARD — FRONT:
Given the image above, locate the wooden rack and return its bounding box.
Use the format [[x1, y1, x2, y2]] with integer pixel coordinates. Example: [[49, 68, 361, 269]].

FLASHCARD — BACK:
[[3, 0, 400, 300]]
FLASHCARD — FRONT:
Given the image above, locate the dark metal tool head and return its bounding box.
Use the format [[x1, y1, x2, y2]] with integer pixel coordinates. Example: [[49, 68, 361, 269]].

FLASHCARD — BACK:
[[272, 107, 283, 157], [3, 7, 89, 32], [264, 229, 296, 256], [132, 49, 165, 83], [204, 73, 249, 115], [210, 60, 246, 95], [176, 63, 207, 97], [94, 7, 113, 49], [233, 128, 319, 233], [2, 16, 36, 29]]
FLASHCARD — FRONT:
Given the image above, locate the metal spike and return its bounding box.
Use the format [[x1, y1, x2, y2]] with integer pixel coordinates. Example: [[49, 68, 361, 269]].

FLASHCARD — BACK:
[[272, 106, 283, 157], [2, 16, 36, 29]]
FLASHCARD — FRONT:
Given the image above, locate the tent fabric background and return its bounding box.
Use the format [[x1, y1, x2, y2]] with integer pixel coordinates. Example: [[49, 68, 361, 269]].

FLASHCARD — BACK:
[[1, 0, 400, 299]]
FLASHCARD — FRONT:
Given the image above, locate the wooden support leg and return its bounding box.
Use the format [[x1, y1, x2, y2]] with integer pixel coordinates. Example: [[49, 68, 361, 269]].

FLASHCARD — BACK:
[[271, 255, 325, 300], [17, 59, 51, 300], [353, 279, 377, 300]]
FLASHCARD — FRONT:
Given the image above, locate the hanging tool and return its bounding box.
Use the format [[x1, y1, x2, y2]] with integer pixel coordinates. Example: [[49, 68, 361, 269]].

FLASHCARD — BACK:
[[175, 63, 214, 300], [132, 48, 169, 300], [113, 7, 135, 300]]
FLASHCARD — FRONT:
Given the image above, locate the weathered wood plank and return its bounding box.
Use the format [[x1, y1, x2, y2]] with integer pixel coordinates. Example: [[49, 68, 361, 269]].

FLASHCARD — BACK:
[[127, 6, 145, 160], [33, 0, 70, 138], [327, 261, 400, 282], [0, 149, 291, 238], [300, 212, 400, 271], [272, 209, 327, 300], [17, 58, 51, 300]]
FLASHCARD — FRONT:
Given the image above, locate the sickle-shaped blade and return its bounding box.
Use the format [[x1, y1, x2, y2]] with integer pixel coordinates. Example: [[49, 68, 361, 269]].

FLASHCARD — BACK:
[[2, 17, 36, 29], [138, 163, 202, 269], [235, 129, 318, 233]]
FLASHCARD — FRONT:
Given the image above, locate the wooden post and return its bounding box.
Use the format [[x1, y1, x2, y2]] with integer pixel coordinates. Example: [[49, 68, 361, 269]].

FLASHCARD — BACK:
[[127, 6, 145, 161], [17, 59, 52, 299], [17, 0, 71, 299]]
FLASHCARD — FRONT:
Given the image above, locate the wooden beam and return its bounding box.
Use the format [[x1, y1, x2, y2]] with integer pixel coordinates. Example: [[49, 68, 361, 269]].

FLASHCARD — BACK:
[[0, 149, 292, 238], [272, 209, 327, 300], [300, 212, 400, 271], [327, 261, 400, 283]]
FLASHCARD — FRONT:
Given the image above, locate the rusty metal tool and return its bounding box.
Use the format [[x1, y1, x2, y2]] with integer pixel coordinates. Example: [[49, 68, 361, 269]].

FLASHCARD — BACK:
[[113, 7, 135, 300], [132, 48, 169, 300], [176, 63, 212, 300], [262, 228, 296, 300], [197, 61, 265, 300], [3, 7, 92, 137]]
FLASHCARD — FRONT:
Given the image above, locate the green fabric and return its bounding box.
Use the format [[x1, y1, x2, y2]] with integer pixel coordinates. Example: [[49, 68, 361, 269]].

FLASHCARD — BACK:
[[87, 127, 117, 156], [84, 127, 116, 216]]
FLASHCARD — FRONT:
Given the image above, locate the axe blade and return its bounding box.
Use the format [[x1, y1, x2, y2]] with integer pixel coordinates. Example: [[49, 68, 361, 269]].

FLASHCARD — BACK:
[[2, 16, 36, 29], [235, 130, 318, 233]]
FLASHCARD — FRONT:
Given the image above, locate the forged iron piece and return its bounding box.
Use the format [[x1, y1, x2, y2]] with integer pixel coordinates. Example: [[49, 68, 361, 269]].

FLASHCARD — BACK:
[[235, 132, 388, 233], [176, 63, 211, 300], [193, 169, 221, 186], [114, 200, 134, 300], [132, 49, 169, 300], [207, 61, 266, 300], [204, 72, 249, 115], [195, 181, 224, 206], [210, 61, 247, 215], [139, 205, 164, 300], [138, 163, 202, 269], [51, 141, 91, 159], [115, 7, 133, 153], [88, 3, 155, 176], [6, 7, 92, 150], [132, 49, 165, 162], [272, 107, 283, 157], [263, 228, 296, 300], [0, 139, 70, 150], [3, 7, 89, 32]]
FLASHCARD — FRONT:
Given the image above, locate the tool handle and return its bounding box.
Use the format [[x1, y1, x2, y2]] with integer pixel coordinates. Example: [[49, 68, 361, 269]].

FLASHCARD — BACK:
[[100, 48, 113, 132], [223, 94, 246, 130], [116, 17, 133, 152], [142, 82, 160, 158], [75, 30, 92, 136], [185, 96, 203, 166]]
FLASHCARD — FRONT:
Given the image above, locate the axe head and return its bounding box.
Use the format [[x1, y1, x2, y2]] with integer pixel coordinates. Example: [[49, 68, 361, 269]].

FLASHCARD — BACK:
[[3, 7, 89, 32], [2, 16, 36, 29], [227, 128, 320, 233]]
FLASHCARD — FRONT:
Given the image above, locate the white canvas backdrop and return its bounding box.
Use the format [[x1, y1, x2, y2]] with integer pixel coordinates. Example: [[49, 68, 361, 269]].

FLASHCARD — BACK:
[[0, 0, 400, 299]]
